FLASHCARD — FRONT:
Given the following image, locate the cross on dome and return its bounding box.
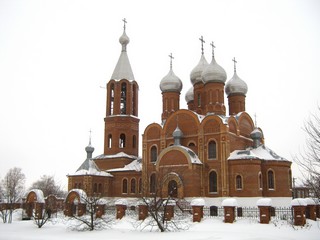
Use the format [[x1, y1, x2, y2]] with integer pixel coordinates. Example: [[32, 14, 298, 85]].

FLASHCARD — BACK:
[[232, 57, 237, 73], [169, 53, 174, 69], [210, 41, 215, 58], [199, 36, 205, 55], [122, 18, 127, 30]]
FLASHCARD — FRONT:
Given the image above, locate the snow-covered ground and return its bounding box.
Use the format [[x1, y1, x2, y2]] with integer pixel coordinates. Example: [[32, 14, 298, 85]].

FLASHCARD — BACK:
[[0, 212, 319, 240]]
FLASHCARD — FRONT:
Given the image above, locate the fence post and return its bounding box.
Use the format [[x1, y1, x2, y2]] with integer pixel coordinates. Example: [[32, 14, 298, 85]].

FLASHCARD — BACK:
[[305, 198, 316, 221], [115, 199, 128, 219], [222, 198, 238, 223], [291, 198, 307, 226], [257, 198, 272, 224], [191, 198, 205, 222], [163, 199, 176, 221], [138, 200, 149, 221]]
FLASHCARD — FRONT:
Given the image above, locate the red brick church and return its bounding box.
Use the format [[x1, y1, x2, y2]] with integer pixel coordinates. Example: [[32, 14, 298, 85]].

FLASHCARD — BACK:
[[67, 21, 292, 202]]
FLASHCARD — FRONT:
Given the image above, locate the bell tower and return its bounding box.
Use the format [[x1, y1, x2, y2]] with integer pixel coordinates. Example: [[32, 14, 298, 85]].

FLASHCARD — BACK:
[[104, 19, 139, 156]]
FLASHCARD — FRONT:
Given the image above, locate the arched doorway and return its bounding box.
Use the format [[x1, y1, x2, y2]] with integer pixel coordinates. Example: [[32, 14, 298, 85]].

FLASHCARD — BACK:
[[168, 180, 178, 198]]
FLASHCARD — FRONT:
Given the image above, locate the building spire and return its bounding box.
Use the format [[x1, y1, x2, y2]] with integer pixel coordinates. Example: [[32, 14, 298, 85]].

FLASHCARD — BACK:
[[232, 57, 237, 73], [89, 129, 92, 145], [169, 53, 174, 70], [199, 36, 205, 55]]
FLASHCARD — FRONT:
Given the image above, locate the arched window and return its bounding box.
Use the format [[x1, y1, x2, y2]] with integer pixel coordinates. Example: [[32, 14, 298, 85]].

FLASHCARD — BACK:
[[150, 174, 156, 194], [151, 146, 157, 162], [268, 170, 275, 190], [110, 83, 114, 115], [138, 178, 142, 194], [188, 142, 195, 147], [132, 135, 136, 148], [98, 183, 102, 193], [93, 183, 98, 193], [236, 175, 243, 190], [168, 180, 178, 198], [108, 134, 112, 148], [209, 171, 218, 193], [197, 93, 201, 107], [258, 172, 263, 190], [119, 134, 126, 148], [120, 82, 127, 114], [74, 183, 78, 189], [122, 179, 128, 194], [208, 140, 217, 159], [130, 178, 136, 194]]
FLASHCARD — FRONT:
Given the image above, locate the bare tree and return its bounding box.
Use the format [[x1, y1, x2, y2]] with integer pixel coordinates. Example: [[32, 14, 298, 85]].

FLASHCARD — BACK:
[[29, 175, 66, 198], [67, 193, 113, 231], [1, 167, 25, 223], [137, 168, 189, 232], [294, 106, 320, 199]]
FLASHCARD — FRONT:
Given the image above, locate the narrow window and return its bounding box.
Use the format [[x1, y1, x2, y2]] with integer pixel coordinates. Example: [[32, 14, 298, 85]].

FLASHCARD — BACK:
[[108, 134, 112, 148], [93, 183, 97, 193], [110, 83, 114, 115], [98, 183, 102, 193], [268, 170, 275, 190], [130, 178, 136, 194], [120, 82, 127, 114], [197, 93, 201, 107], [119, 134, 126, 148], [132, 85, 137, 116], [258, 172, 263, 190], [74, 183, 78, 189], [209, 171, 218, 193], [150, 174, 156, 194], [208, 141, 217, 159], [151, 146, 157, 162], [122, 179, 128, 194], [236, 175, 242, 190]]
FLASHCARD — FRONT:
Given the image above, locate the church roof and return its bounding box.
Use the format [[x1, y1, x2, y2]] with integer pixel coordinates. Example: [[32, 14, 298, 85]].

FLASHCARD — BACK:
[[110, 20, 135, 81], [93, 151, 139, 160], [72, 158, 112, 177], [228, 145, 288, 161], [107, 158, 142, 172]]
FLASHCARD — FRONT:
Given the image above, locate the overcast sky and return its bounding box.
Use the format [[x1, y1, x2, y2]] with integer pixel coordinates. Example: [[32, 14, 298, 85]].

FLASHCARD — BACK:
[[0, 0, 319, 189]]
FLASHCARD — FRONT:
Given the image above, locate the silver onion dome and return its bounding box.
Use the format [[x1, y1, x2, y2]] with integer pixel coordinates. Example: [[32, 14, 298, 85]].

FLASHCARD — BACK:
[[185, 86, 194, 103], [202, 57, 227, 84], [225, 71, 248, 96], [160, 68, 183, 93], [190, 54, 208, 85]]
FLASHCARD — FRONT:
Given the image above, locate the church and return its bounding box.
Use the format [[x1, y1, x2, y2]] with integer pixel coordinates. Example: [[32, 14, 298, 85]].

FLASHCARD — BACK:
[[67, 20, 292, 203]]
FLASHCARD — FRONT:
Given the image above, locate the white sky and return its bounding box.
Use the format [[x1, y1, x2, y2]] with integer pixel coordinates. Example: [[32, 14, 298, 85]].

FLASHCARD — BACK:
[[0, 0, 319, 189]]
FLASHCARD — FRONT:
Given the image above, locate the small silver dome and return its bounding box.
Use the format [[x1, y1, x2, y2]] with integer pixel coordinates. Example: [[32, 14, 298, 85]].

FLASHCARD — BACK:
[[160, 68, 183, 93], [85, 144, 94, 153], [190, 55, 208, 85], [202, 57, 227, 84], [225, 72, 248, 96], [185, 86, 194, 103], [250, 128, 262, 139], [173, 126, 183, 138], [119, 30, 130, 46]]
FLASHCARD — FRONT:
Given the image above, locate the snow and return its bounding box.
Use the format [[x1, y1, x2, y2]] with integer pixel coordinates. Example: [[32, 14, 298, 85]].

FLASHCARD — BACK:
[[1, 211, 319, 240], [94, 152, 139, 160], [221, 198, 238, 207], [28, 189, 45, 203], [68, 189, 87, 203], [115, 199, 128, 206], [305, 198, 316, 205], [256, 198, 272, 206], [107, 159, 142, 172], [190, 198, 205, 206], [291, 198, 308, 206], [228, 145, 288, 161], [163, 199, 176, 206]]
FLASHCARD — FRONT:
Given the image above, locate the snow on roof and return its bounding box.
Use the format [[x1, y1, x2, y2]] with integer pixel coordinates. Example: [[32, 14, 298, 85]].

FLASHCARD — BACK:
[[107, 158, 142, 172], [304, 198, 316, 205], [177, 146, 202, 164], [29, 189, 45, 203], [291, 198, 307, 206], [71, 159, 113, 177], [93, 151, 139, 160], [163, 199, 176, 206], [228, 145, 288, 161], [221, 198, 238, 207], [256, 198, 272, 206], [68, 189, 87, 203], [191, 198, 205, 206], [115, 198, 128, 206]]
